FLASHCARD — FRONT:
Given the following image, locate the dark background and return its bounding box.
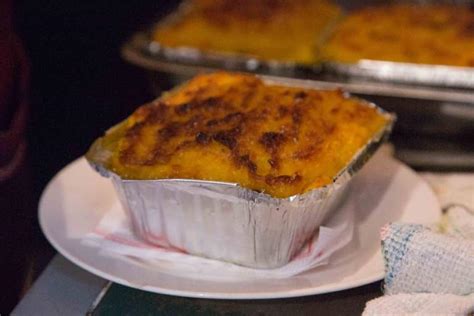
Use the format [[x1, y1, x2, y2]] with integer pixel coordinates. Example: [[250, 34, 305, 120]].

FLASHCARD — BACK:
[[3, 1, 183, 313], [18, 0, 179, 194]]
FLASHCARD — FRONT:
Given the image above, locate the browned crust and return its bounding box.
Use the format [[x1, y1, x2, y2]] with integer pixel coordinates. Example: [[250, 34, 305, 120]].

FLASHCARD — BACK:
[[122, 76, 350, 178], [107, 72, 388, 197]]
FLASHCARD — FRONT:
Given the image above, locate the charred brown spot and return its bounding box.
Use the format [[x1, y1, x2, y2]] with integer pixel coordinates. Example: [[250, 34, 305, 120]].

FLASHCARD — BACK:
[[260, 132, 286, 151], [278, 106, 289, 118], [461, 20, 474, 36], [265, 174, 302, 185], [268, 158, 278, 168], [120, 122, 146, 165], [159, 123, 180, 140], [293, 145, 317, 160], [213, 129, 239, 149], [175, 140, 194, 151], [240, 89, 257, 109], [206, 112, 243, 127], [125, 121, 145, 139], [238, 154, 257, 174], [145, 102, 168, 124], [263, 95, 272, 102], [291, 108, 302, 124], [224, 112, 244, 123], [200, 97, 220, 108], [184, 115, 203, 131], [145, 148, 171, 165], [206, 119, 218, 127], [294, 91, 307, 101], [175, 97, 221, 115], [195, 132, 210, 145], [175, 102, 192, 115]]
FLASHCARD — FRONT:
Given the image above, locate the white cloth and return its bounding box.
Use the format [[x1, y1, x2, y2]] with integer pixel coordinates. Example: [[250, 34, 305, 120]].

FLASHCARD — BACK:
[[381, 223, 474, 296], [364, 293, 474, 316], [363, 173, 474, 316]]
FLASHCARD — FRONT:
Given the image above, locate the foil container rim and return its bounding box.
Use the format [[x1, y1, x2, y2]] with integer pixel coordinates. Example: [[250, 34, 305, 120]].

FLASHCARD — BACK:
[[325, 60, 474, 89]]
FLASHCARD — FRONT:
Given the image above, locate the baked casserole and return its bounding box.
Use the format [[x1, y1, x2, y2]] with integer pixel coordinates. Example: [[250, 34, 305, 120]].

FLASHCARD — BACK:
[[87, 72, 390, 198], [324, 4, 474, 67], [152, 0, 341, 64]]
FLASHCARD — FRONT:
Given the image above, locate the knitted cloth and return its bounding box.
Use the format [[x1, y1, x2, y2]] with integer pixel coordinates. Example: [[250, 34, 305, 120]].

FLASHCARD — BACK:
[[382, 223, 474, 295], [364, 173, 474, 315]]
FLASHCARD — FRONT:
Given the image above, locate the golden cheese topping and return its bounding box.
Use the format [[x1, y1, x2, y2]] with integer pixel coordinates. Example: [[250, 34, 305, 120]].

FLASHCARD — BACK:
[[89, 72, 388, 198], [152, 0, 341, 64], [324, 4, 474, 67]]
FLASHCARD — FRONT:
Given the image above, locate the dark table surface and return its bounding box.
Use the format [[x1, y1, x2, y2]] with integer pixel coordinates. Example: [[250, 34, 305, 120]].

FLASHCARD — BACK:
[[90, 282, 382, 316]]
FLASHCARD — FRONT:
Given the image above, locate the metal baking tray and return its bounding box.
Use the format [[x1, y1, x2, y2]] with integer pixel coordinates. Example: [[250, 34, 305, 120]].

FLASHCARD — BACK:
[[122, 0, 474, 89], [88, 77, 395, 269]]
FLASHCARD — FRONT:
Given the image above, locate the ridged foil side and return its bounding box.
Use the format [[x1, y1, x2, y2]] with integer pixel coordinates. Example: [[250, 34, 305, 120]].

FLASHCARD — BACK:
[[111, 175, 349, 268]]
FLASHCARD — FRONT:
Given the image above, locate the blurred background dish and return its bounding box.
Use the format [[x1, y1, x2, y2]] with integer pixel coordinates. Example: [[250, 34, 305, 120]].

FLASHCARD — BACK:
[[122, 0, 474, 170]]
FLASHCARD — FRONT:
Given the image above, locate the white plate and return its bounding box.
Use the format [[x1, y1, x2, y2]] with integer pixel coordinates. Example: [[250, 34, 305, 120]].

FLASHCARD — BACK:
[[39, 152, 440, 299]]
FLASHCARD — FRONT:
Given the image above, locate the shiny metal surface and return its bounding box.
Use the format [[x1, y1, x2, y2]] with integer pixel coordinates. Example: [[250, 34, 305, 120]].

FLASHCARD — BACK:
[[326, 60, 474, 89], [89, 79, 394, 269]]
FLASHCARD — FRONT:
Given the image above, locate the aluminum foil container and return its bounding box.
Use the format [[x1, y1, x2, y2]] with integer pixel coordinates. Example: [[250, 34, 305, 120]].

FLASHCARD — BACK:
[[89, 89, 395, 269]]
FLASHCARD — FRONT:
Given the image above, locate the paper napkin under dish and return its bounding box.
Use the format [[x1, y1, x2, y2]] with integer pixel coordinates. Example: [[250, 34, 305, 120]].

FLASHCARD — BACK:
[[82, 196, 354, 280]]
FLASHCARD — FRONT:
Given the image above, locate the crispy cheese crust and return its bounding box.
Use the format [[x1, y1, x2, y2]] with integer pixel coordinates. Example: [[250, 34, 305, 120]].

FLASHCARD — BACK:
[[325, 4, 474, 67], [152, 0, 340, 64], [96, 72, 388, 198]]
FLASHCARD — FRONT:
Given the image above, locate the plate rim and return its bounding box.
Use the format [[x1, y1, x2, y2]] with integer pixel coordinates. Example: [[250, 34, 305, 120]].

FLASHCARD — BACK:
[[39, 156, 440, 299]]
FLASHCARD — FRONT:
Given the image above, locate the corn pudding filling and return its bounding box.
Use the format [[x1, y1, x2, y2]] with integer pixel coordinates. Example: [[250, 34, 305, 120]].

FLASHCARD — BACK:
[[152, 0, 341, 64], [324, 4, 474, 67], [88, 72, 388, 198]]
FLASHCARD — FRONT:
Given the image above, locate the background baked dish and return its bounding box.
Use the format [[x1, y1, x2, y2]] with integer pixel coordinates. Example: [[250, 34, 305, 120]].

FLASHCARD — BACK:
[[87, 72, 390, 198], [152, 0, 341, 64], [324, 4, 474, 67]]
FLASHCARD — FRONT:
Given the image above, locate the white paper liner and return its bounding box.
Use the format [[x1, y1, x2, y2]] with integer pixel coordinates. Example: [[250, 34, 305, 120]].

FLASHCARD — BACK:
[[82, 197, 354, 280]]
